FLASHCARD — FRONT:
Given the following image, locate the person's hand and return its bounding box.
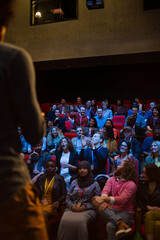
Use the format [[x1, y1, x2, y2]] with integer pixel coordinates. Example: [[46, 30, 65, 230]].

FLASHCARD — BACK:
[[71, 203, 85, 212], [98, 202, 109, 212], [86, 139, 94, 149], [92, 198, 100, 209], [93, 196, 104, 205], [71, 205, 79, 212]]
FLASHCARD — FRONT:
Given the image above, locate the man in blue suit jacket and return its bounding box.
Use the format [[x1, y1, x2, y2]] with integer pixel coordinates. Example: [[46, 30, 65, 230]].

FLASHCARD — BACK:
[[80, 132, 109, 177]]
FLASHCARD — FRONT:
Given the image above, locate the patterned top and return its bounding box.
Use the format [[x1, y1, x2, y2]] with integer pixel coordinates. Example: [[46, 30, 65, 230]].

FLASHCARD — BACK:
[[66, 179, 101, 210]]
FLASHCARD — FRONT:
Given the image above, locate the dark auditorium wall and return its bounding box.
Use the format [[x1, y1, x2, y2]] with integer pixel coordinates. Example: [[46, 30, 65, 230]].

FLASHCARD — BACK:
[[36, 61, 160, 104]]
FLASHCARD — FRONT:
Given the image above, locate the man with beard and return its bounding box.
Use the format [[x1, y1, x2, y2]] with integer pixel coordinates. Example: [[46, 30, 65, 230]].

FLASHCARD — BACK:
[[93, 160, 137, 240]]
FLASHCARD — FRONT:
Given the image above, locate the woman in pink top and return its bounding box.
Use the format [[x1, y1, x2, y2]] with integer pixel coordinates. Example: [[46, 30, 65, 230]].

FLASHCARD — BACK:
[[93, 160, 137, 240]]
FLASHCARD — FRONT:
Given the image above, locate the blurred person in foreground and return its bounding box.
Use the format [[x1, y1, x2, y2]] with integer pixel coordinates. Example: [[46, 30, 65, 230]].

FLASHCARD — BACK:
[[0, 1, 48, 239]]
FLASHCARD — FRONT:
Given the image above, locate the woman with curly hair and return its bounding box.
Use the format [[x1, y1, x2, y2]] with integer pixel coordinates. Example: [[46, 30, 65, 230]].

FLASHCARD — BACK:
[[93, 160, 137, 240], [56, 137, 79, 189]]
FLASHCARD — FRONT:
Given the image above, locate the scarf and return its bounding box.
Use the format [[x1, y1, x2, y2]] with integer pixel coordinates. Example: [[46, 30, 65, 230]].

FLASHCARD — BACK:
[[77, 161, 95, 188]]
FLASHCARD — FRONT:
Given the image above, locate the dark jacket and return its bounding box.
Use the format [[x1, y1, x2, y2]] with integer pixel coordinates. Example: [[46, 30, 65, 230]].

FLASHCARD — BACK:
[[56, 150, 79, 176], [136, 180, 160, 215], [35, 173, 66, 204], [80, 146, 109, 176], [53, 116, 66, 133]]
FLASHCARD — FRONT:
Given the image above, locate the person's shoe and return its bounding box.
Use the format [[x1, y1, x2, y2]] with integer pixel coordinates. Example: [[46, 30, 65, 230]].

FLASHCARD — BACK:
[[115, 220, 132, 239]]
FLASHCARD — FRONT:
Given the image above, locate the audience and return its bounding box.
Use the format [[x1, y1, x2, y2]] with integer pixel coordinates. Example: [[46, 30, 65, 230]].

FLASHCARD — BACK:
[[53, 108, 66, 133], [114, 99, 128, 117], [21, 97, 160, 239], [141, 125, 160, 156], [118, 126, 141, 160], [69, 105, 88, 130], [101, 125, 117, 158], [48, 104, 56, 121], [55, 137, 79, 189], [57, 161, 101, 240], [27, 142, 52, 179], [101, 101, 113, 119], [136, 164, 160, 240], [95, 108, 108, 130], [146, 106, 160, 133], [58, 98, 69, 115], [93, 160, 137, 240], [144, 102, 157, 120], [47, 126, 63, 154], [142, 141, 160, 168], [84, 117, 98, 137], [35, 160, 66, 217], [71, 126, 87, 154], [113, 141, 137, 173]]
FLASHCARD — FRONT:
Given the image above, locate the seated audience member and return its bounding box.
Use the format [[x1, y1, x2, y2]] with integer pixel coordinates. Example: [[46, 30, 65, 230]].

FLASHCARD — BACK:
[[118, 126, 141, 160], [80, 132, 109, 176], [128, 102, 143, 116], [84, 117, 98, 137], [80, 132, 109, 188], [57, 161, 101, 240], [101, 126, 117, 158], [114, 99, 128, 117], [18, 126, 32, 154], [71, 126, 87, 155], [67, 104, 76, 127], [85, 100, 92, 120], [93, 160, 137, 240], [102, 101, 113, 119], [56, 137, 79, 189], [142, 141, 160, 168], [136, 164, 160, 240], [144, 102, 157, 120], [47, 126, 63, 154], [141, 125, 160, 156], [95, 108, 108, 130], [58, 98, 69, 115], [35, 160, 66, 219], [90, 99, 97, 117], [146, 107, 160, 133], [46, 120, 53, 136], [35, 160, 66, 239], [74, 96, 83, 112], [104, 119, 117, 139], [53, 108, 66, 133], [27, 143, 52, 179], [69, 106, 88, 131], [48, 104, 56, 121], [134, 97, 143, 111], [113, 141, 137, 172], [125, 105, 146, 129]]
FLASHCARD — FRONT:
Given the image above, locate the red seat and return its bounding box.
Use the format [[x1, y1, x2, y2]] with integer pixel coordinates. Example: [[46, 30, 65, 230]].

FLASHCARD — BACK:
[[64, 132, 78, 139], [41, 103, 51, 114], [112, 115, 126, 127], [65, 121, 72, 131], [113, 123, 124, 130]]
